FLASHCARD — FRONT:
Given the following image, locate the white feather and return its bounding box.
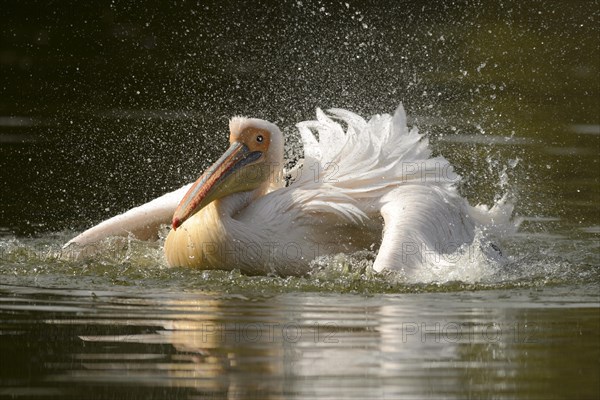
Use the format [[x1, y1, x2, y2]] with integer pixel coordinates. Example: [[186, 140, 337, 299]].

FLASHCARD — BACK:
[[63, 184, 191, 248]]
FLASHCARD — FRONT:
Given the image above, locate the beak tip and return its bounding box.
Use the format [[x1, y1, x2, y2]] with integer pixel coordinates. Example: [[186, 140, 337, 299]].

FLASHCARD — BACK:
[[172, 217, 181, 231]]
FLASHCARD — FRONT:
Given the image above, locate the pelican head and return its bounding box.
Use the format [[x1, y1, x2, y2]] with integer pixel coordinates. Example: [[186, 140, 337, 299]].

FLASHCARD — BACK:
[[171, 117, 284, 230]]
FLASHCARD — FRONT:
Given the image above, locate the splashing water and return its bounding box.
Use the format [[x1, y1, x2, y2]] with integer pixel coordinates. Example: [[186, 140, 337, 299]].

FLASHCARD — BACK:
[[1, 106, 596, 293], [1, 206, 597, 295]]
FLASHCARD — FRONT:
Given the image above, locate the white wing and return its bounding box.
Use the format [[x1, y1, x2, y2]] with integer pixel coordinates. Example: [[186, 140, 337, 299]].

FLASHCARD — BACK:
[[295, 104, 454, 201], [294, 104, 512, 273], [64, 184, 191, 248], [374, 186, 476, 273]]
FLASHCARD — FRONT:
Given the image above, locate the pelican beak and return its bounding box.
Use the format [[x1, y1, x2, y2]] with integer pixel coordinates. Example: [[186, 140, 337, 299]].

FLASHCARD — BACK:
[[172, 141, 267, 230]]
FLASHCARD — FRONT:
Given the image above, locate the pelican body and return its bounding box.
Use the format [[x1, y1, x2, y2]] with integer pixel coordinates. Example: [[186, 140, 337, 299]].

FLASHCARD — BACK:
[[65, 105, 512, 276]]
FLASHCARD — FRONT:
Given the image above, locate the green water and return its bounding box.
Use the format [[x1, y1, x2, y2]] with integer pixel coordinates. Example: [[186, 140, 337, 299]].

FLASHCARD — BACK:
[[0, 284, 598, 399], [1, 0, 598, 399]]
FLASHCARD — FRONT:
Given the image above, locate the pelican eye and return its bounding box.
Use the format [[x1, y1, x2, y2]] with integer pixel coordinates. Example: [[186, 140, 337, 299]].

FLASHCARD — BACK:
[[256, 135, 264, 143]]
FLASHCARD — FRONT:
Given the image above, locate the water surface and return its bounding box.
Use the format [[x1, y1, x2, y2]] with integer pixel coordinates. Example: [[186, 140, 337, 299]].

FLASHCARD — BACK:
[[1, 0, 598, 399]]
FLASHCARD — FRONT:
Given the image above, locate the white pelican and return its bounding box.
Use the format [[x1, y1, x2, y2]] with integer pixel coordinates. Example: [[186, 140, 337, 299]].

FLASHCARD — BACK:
[[65, 105, 512, 276]]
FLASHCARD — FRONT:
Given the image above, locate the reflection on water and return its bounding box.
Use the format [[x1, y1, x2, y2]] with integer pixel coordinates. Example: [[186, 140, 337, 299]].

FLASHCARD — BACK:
[[0, 284, 598, 399]]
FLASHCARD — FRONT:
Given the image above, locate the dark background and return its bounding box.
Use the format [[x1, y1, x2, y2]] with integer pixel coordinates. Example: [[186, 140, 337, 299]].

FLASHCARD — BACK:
[[1, 0, 598, 235]]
